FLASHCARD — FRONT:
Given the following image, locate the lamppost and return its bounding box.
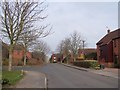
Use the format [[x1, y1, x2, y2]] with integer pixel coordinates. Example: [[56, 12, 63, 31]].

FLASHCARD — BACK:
[[82, 40, 85, 50], [81, 40, 85, 60], [80, 40, 85, 52]]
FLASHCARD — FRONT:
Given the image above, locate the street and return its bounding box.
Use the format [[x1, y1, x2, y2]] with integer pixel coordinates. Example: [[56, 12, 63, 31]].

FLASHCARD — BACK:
[[12, 63, 118, 88]]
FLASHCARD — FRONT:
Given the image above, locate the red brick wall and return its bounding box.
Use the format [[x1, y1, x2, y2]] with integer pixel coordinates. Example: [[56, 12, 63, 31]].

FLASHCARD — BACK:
[[97, 45, 100, 62], [97, 41, 113, 67], [113, 38, 120, 65], [113, 39, 119, 55], [107, 41, 113, 62], [119, 30, 120, 63], [119, 38, 120, 64]]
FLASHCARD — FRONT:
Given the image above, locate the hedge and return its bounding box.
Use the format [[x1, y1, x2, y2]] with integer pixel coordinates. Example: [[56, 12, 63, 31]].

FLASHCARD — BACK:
[[73, 60, 99, 68]]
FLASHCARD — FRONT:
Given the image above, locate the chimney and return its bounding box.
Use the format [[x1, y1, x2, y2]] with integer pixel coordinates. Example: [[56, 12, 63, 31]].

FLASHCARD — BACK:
[[107, 29, 110, 34]]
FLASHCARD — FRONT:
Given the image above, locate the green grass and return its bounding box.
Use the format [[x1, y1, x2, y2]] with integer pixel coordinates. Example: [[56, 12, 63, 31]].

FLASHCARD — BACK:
[[2, 70, 23, 85]]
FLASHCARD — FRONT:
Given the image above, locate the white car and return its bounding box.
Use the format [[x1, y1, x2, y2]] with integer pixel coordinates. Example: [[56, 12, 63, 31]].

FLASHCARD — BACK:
[[53, 59, 57, 63]]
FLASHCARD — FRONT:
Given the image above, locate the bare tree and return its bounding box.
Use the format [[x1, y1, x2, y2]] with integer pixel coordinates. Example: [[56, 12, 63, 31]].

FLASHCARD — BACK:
[[70, 31, 83, 61], [62, 38, 71, 57], [56, 40, 64, 54], [18, 28, 37, 66], [32, 40, 50, 62], [0, 1, 50, 71], [57, 38, 71, 63], [57, 31, 86, 62], [57, 38, 71, 55], [32, 40, 50, 55], [18, 24, 51, 66]]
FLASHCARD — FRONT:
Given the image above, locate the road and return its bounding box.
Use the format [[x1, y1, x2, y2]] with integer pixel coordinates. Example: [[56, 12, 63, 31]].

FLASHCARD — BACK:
[[9, 63, 118, 88]]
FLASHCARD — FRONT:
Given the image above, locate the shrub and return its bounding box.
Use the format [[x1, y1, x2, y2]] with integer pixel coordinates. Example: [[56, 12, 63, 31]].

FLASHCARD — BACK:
[[2, 59, 9, 66], [2, 78, 9, 85], [73, 60, 99, 69]]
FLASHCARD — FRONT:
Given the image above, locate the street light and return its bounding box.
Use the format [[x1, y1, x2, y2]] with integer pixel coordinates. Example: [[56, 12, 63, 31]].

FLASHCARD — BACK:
[[80, 40, 85, 60], [82, 40, 85, 50], [80, 40, 85, 50]]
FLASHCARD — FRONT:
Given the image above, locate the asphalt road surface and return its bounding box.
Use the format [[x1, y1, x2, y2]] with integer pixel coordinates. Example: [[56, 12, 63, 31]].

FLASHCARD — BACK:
[[9, 63, 118, 88]]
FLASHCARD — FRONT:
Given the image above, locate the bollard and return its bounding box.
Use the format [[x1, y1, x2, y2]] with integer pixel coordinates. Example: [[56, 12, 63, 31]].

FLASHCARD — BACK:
[[21, 70, 24, 76], [100, 64, 105, 69]]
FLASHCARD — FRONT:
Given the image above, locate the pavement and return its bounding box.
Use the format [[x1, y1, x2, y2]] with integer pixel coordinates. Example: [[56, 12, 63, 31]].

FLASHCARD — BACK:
[[15, 71, 47, 88], [61, 63, 119, 79]]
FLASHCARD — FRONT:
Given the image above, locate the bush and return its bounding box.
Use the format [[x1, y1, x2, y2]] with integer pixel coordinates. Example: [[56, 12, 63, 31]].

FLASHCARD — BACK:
[[2, 59, 9, 66], [2, 78, 9, 85], [73, 60, 99, 69]]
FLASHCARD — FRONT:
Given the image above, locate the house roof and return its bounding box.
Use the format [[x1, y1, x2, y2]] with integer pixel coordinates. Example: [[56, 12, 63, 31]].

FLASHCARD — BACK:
[[96, 28, 120, 45], [78, 48, 96, 54]]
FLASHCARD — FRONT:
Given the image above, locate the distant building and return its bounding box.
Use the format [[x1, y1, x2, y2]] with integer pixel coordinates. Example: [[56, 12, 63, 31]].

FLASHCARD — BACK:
[[96, 29, 120, 67]]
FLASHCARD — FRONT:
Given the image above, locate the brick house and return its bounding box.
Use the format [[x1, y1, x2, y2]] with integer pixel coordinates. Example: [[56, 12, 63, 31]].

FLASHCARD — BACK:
[[77, 48, 97, 60], [1, 41, 32, 65], [96, 29, 120, 67]]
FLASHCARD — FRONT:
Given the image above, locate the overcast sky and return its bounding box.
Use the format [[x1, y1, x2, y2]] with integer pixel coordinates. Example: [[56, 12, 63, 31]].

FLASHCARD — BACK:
[[0, 1, 118, 55], [41, 2, 118, 53]]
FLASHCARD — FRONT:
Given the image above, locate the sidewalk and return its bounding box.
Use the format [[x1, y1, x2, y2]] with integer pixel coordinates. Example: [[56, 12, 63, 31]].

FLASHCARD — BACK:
[[62, 63, 119, 79], [15, 71, 47, 88], [89, 68, 119, 79]]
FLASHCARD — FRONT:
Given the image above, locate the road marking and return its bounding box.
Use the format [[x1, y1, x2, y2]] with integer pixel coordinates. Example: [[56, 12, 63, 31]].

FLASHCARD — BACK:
[[44, 75, 48, 90]]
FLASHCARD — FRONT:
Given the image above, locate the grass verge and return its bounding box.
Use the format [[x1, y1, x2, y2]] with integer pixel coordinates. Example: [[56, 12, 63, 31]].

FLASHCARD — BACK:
[[2, 70, 23, 87]]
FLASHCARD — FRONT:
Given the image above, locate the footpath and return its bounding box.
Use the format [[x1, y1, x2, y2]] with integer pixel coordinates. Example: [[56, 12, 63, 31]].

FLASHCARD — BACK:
[[62, 63, 119, 79], [15, 71, 47, 88]]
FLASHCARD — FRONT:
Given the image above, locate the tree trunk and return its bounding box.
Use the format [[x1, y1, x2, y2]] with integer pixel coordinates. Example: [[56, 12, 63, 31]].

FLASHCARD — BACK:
[[23, 47, 27, 66], [8, 45, 13, 71], [24, 50, 27, 66]]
